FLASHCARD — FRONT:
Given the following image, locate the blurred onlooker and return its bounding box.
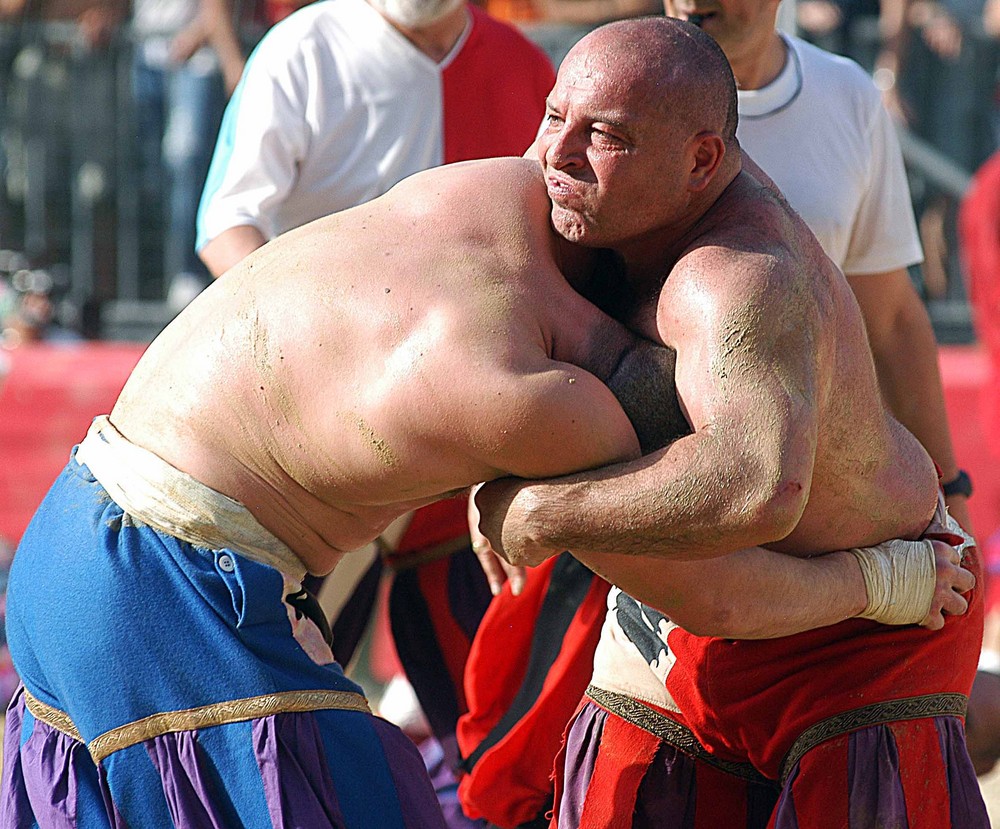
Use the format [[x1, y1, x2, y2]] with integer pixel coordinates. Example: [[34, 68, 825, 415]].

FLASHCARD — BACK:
[[478, 0, 661, 67], [795, 0, 881, 62], [876, 0, 998, 156], [130, 0, 246, 308], [196, 0, 555, 277], [872, 0, 999, 299], [0, 0, 126, 46], [959, 148, 1000, 451], [0, 0, 125, 289], [0, 252, 80, 346]]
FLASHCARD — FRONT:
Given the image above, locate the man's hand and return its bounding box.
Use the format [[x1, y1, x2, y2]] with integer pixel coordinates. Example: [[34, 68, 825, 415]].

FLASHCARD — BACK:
[[852, 537, 974, 628], [474, 477, 562, 569], [920, 539, 975, 630], [468, 486, 526, 595]]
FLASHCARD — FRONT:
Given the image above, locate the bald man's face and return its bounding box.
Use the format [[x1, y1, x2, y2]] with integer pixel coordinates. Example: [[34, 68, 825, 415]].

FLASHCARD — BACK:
[[664, 0, 780, 60], [537, 42, 702, 250]]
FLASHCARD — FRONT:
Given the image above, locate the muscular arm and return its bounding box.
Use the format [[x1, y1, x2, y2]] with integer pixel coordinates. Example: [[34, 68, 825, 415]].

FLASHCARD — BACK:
[[583, 545, 866, 638], [199, 224, 267, 278], [579, 540, 969, 637], [478, 251, 818, 565], [847, 269, 970, 528]]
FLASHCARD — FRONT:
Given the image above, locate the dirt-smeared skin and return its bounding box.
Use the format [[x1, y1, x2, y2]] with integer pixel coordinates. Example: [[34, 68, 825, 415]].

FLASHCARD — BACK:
[[109, 158, 652, 574]]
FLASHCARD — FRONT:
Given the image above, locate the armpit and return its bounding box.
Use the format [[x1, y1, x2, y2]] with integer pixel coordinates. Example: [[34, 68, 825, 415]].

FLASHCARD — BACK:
[[607, 340, 691, 454]]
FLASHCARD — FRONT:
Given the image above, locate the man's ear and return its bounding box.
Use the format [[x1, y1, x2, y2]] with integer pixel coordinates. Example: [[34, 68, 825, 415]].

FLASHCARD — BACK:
[[687, 132, 726, 192]]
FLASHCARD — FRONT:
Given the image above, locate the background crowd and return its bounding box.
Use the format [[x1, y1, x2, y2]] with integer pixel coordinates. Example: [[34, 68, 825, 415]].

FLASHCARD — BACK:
[[0, 0, 995, 345]]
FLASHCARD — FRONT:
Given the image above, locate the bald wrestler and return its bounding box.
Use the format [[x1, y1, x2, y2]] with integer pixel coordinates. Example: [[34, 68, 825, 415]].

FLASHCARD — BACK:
[[0, 160, 970, 826], [473, 19, 988, 828]]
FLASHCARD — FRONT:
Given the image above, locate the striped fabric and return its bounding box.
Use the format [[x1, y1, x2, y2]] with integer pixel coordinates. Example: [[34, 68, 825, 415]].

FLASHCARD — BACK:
[[555, 699, 989, 829], [457, 556, 611, 828], [2, 687, 445, 829]]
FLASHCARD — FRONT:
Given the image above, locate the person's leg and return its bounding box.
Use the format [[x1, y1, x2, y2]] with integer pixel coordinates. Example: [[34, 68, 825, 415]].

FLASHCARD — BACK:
[[770, 718, 989, 829], [459, 556, 608, 829], [390, 545, 492, 760], [163, 56, 224, 285]]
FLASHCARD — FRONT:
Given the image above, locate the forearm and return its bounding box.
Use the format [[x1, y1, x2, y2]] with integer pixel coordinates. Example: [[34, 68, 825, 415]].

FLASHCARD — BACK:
[[579, 546, 867, 639], [489, 434, 805, 562], [199, 0, 245, 93], [198, 224, 266, 278]]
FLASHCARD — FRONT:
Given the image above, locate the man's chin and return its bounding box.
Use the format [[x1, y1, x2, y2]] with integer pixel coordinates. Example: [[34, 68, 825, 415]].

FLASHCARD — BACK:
[[551, 207, 593, 245]]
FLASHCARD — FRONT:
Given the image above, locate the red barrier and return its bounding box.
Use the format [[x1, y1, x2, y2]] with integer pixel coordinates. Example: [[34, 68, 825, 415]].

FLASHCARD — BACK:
[[0, 342, 146, 545], [0, 342, 998, 561]]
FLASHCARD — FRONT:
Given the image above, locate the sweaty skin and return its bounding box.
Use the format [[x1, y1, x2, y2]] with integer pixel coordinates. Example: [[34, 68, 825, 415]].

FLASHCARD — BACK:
[[115, 145, 968, 637], [476, 19, 941, 575], [112, 158, 643, 576]]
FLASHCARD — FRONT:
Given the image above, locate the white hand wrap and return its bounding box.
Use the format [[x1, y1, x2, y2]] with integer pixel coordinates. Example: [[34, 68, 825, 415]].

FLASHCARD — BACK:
[[850, 538, 936, 626]]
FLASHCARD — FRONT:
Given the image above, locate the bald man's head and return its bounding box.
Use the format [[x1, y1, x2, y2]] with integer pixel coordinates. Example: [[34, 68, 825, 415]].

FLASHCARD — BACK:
[[565, 16, 738, 146]]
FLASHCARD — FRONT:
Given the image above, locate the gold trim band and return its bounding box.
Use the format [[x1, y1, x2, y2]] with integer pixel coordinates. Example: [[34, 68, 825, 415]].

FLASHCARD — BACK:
[[778, 692, 968, 784], [589, 686, 968, 790], [26, 688, 371, 763], [24, 690, 84, 743], [90, 690, 371, 763], [586, 686, 775, 787]]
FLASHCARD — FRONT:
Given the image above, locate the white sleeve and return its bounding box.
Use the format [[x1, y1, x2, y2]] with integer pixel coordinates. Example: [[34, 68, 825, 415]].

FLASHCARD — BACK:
[[196, 30, 314, 249], [841, 96, 924, 276]]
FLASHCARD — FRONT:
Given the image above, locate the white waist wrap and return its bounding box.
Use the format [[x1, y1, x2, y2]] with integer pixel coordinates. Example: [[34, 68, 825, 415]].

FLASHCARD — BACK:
[[76, 416, 307, 581]]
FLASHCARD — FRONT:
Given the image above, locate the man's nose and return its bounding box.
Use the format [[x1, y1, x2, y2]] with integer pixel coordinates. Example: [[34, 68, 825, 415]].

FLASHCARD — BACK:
[[544, 129, 584, 170]]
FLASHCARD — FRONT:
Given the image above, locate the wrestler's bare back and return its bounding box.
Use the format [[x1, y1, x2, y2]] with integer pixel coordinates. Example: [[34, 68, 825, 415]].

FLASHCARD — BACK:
[[110, 159, 641, 574], [644, 164, 939, 555]]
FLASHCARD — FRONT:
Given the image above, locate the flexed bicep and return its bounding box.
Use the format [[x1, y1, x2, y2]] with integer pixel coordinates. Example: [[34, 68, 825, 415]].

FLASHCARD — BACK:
[[659, 252, 823, 540]]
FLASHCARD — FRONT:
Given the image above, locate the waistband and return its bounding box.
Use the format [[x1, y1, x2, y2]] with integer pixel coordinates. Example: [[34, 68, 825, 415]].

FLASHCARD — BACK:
[[76, 416, 307, 581], [23, 685, 371, 764], [585, 685, 967, 787], [585, 686, 775, 787]]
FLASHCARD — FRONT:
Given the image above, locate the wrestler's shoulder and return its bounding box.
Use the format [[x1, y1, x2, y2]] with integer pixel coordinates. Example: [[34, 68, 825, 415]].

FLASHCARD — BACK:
[[405, 156, 542, 193], [386, 158, 547, 226]]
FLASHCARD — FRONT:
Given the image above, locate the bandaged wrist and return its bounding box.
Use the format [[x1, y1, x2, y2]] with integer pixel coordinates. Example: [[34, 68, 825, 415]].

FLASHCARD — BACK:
[[849, 538, 936, 625]]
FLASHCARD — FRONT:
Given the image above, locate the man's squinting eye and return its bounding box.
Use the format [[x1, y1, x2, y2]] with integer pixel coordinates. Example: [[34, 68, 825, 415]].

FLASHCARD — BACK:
[[593, 128, 625, 145]]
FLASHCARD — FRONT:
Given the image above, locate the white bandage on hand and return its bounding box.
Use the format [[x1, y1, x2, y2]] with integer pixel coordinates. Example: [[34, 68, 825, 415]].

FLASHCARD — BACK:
[[849, 538, 936, 626]]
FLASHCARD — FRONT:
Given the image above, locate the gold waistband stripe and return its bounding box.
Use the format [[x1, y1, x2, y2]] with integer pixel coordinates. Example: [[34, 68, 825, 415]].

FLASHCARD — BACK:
[[25, 688, 371, 763], [778, 692, 967, 784], [24, 690, 84, 743], [587, 685, 968, 789], [586, 685, 774, 786]]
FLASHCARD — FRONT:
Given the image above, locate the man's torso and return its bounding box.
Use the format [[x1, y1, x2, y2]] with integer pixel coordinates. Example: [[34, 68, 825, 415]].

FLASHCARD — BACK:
[[117, 159, 639, 572]]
